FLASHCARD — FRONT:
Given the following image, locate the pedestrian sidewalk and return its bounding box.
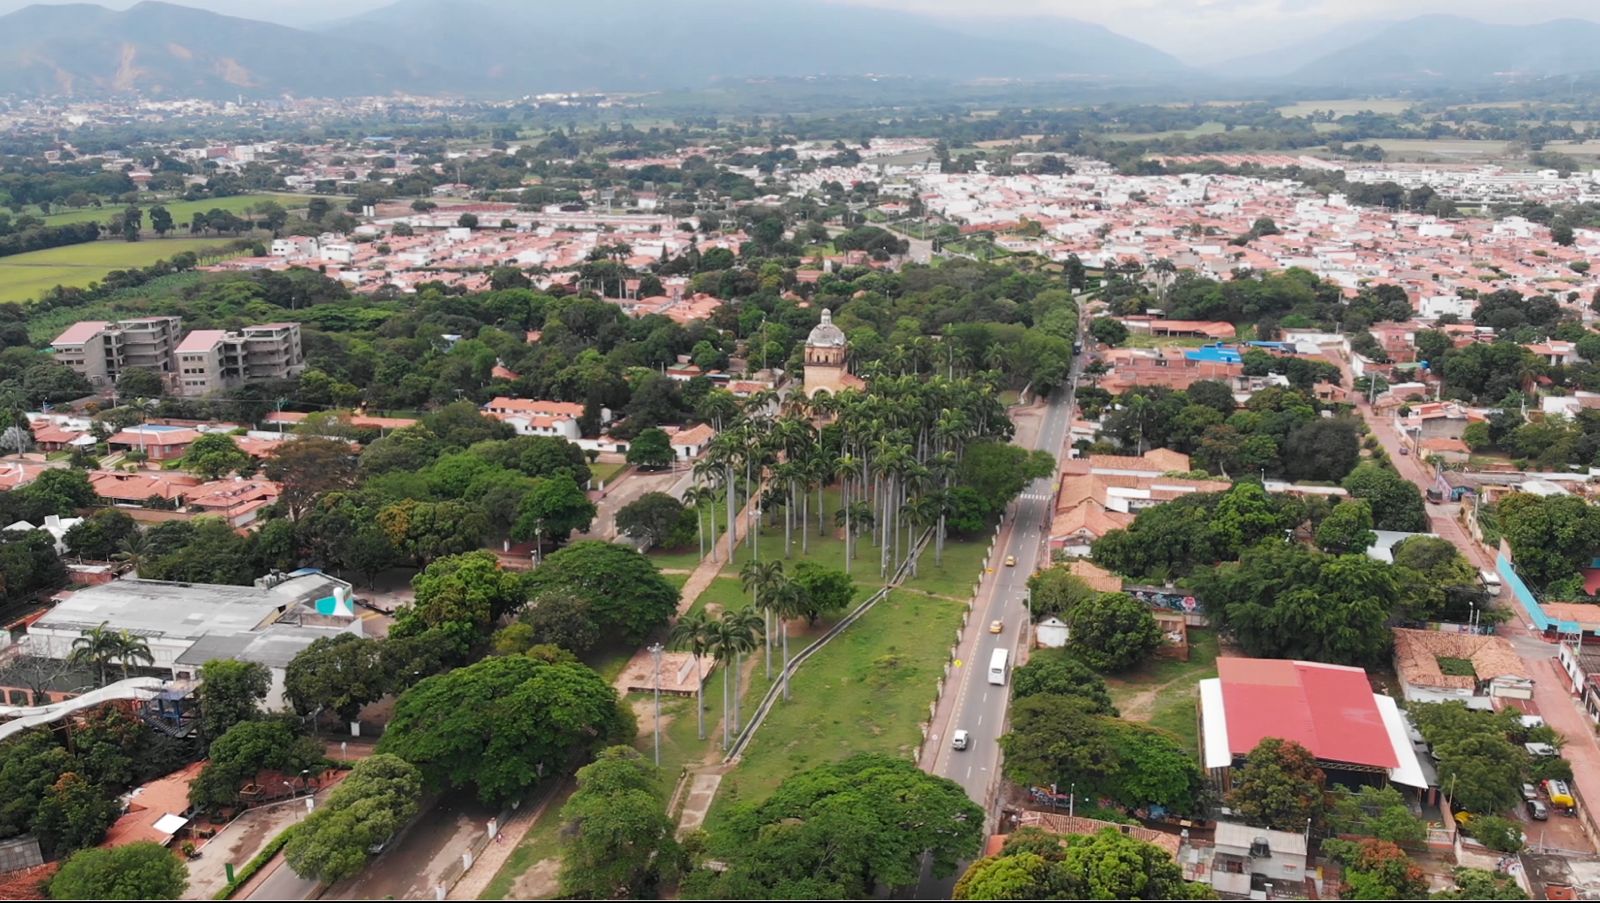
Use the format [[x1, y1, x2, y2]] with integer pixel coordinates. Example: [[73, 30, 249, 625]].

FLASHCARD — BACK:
[[446, 780, 570, 901], [674, 492, 760, 616]]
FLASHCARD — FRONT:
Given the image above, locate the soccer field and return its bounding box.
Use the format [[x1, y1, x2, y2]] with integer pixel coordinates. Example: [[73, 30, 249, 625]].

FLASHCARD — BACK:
[[0, 239, 237, 303]]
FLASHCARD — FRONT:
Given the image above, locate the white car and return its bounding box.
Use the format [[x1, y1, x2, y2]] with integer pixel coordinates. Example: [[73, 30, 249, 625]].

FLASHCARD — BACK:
[[952, 729, 970, 751]]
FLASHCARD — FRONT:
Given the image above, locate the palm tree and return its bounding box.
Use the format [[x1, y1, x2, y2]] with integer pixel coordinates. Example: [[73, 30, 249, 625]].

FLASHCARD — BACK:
[[67, 623, 121, 687], [707, 612, 761, 750], [668, 611, 713, 741], [727, 606, 764, 732], [772, 579, 808, 702], [112, 630, 153, 680], [740, 560, 784, 679], [113, 532, 149, 575]]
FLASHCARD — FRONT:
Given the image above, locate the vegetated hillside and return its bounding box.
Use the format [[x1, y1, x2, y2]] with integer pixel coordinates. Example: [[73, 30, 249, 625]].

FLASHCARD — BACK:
[[325, 0, 1190, 91], [0, 1, 431, 98], [1287, 15, 1600, 87]]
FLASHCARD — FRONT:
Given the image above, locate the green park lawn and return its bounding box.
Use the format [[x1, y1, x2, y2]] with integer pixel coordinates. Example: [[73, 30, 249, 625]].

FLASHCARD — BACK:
[[0, 239, 238, 303], [1104, 629, 1220, 757], [588, 461, 627, 487], [706, 589, 965, 827], [39, 193, 317, 228]]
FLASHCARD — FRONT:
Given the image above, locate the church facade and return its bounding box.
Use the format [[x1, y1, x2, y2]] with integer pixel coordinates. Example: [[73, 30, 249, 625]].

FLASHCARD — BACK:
[[802, 309, 864, 398]]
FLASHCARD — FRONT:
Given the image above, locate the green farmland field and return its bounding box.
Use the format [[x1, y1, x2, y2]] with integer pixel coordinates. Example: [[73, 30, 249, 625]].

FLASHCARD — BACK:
[[0, 239, 239, 303], [39, 194, 317, 228]]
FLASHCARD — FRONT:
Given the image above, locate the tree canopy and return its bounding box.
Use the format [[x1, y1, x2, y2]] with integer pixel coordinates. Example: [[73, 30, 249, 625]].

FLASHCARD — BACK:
[[687, 754, 982, 898], [377, 654, 633, 805], [49, 841, 188, 900], [953, 827, 1215, 901], [284, 754, 423, 883], [558, 746, 679, 899], [1224, 738, 1327, 833], [524, 541, 679, 644]]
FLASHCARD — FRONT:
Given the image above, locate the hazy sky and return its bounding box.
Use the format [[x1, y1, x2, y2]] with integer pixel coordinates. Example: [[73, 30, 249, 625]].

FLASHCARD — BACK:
[[2, 0, 1597, 63]]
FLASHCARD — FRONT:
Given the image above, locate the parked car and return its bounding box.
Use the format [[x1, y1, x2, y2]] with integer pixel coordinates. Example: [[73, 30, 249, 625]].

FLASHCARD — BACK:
[[1523, 782, 1540, 801], [1528, 800, 1550, 821]]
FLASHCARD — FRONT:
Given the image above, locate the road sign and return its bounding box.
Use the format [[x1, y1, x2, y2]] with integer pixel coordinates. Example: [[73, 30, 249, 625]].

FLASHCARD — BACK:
[[954, 660, 962, 668]]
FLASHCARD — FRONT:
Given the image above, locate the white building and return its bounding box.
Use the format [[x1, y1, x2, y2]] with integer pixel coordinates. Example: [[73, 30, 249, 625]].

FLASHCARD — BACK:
[[28, 572, 362, 711]]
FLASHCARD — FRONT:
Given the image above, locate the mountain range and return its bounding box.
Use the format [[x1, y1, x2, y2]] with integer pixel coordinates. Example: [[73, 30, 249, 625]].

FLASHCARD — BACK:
[[0, 2, 1598, 99]]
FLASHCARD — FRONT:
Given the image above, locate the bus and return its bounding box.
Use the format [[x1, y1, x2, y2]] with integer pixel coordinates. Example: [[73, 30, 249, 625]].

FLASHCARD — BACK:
[[988, 649, 1010, 686]]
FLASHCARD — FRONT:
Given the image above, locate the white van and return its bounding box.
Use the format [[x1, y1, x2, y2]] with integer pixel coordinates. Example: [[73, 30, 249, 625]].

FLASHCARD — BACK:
[[988, 649, 1010, 686], [1480, 569, 1502, 592], [952, 730, 970, 751]]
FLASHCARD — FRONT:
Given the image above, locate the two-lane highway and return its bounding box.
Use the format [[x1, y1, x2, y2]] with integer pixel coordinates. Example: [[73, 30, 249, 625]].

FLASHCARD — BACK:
[[911, 310, 1086, 899]]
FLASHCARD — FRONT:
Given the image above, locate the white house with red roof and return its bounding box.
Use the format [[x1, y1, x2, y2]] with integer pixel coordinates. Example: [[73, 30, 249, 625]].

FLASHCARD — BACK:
[[482, 397, 588, 440]]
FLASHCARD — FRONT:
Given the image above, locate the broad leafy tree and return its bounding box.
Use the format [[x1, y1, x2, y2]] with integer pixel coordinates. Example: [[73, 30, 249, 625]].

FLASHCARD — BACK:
[[558, 746, 679, 898], [283, 635, 389, 724], [189, 719, 324, 811], [182, 433, 250, 480], [1065, 593, 1162, 672], [625, 427, 675, 470], [1225, 738, 1327, 832], [1010, 650, 1116, 715], [688, 754, 982, 898], [1341, 462, 1426, 532], [49, 841, 188, 900], [615, 492, 695, 550], [1315, 498, 1376, 555], [525, 541, 678, 644], [196, 659, 271, 742], [284, 754, 423, 883], [392, 550, 528, 647], [377, 655, 633, 805]]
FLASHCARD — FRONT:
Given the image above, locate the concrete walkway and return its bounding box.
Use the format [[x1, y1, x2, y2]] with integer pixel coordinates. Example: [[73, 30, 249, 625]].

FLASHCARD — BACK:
[[446, 780, 571, 901], [674, 492, 759, 617]]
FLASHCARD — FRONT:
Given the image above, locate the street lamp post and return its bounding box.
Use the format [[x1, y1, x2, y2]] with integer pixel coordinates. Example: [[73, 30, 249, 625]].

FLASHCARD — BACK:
[[649, 642, 664, 767]]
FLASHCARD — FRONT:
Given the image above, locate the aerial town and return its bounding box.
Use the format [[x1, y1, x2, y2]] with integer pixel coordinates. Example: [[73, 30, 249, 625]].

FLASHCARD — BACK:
[[7, 1, 1600, 901]]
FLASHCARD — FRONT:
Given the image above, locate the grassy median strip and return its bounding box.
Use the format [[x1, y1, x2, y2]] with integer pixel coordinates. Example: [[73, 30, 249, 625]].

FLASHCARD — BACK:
[[706, 588, 966, 828]]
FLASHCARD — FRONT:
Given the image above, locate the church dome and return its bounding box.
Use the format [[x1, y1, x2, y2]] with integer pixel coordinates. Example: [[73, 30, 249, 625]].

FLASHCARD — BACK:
[[806, 309, 846, 348]]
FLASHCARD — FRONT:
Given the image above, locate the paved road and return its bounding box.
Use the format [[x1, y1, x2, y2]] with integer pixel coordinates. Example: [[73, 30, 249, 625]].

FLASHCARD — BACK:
[[910, 314, 1086, 899], [1334, 353, 1599, 855], [242, 799, 318, 901]]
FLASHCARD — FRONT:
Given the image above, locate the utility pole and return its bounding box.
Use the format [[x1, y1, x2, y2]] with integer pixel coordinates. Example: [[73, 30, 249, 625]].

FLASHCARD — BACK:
[[650, 643, 663, 767]]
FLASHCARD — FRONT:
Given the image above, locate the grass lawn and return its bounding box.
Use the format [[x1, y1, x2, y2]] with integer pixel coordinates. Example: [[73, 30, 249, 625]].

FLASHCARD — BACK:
[[900, 533, 991, 599], [685, 575, 752, 618], [583, 642, 636, 685], [1104, 629, 1220, 757], [588, 461, 627, 487], [479, 781, 576, 900], [0, 239, 238, 303], [40, 194, 317, 228], [720, 488, 871, 579], [706, 589, 965, 827]]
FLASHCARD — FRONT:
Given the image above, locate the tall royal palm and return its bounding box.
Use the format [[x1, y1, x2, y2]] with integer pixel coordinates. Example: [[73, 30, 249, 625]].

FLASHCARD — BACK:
[[668, 610, 713, 741], [727, 606, 764, 733], [772, 579, 808, 702], [740, 559, 784, 679]]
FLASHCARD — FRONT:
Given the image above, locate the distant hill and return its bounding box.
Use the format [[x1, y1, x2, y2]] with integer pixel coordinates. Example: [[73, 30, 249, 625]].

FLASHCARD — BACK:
[[322, 0, 1190, 91], [1209, 20, 1393, 80], [0, 1, 431, 99], [1285, 15, 1600, 86]]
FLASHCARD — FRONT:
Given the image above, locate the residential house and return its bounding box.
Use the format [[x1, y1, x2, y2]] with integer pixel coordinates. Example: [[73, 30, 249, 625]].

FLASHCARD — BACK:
[[482, 397, 586, 440], [105, 425, 203, 462], [1181, 822, 1311, 898], [1393, 628, 1532, 706], [668, 423, 715, 460], [3, 515, 83, 555]]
